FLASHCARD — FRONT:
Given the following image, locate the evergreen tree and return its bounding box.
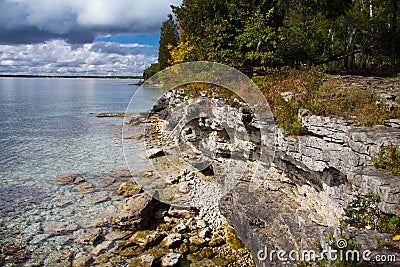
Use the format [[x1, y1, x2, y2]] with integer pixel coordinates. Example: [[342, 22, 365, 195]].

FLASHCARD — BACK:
[[168, 0, 399, 75], [158, 14, 179, 70]]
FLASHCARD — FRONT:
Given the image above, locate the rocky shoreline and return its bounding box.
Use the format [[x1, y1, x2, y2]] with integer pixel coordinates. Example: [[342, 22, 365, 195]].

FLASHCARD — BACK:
[[1, 107, 256, 267], [3, 80, 400, 266], [134, 84, 400, 267], [1, 170, 255, 267]]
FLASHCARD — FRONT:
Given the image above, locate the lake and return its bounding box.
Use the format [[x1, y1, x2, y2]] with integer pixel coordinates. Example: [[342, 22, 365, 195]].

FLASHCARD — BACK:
[[0, 77, 159, 265]]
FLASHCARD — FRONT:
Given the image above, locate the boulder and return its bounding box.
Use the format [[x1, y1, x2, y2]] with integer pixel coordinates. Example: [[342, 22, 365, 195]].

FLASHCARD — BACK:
[[116, 180, 141, 197], [147, 148, 165, 159], [161, 233, 182, 249], [130, 230, 165, 248], [112, 193, 157, 230]]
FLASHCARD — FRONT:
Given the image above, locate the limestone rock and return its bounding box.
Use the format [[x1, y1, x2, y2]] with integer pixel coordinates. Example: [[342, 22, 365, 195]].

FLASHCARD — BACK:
[[91, 241, 113, 256], [189, 236, 207, 247], [116, 180, 141, 197], [168, 207, 195, 218], [95, 221, 108, 228], [75, 228, 103, 246], [161, 233, 182, 249], [128, 254, 155, 267], [112, 193, 157, 230], [53, 173, 86, 184], [43, 221, 79, 233], [96, 113, 125, 118], [130, 230, 165, 248], [72, 255, 93, 267], [161, 253, 181, 267], [73, 182, 94, 193], [147, 148, 165, 159]]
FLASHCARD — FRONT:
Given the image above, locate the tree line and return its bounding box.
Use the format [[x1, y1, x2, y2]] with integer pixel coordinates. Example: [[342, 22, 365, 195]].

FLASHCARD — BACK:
[[144, 0, 399, 79]]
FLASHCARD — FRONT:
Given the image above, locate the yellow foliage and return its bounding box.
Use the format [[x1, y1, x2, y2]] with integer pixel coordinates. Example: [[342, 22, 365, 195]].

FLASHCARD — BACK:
[[168, 41, 195, 65]]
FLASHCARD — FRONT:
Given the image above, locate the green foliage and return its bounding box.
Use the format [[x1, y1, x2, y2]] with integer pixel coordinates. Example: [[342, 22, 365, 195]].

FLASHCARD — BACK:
[[170, 0, 400, 75], [142, 14, 178, 79], [275, 98, 308, 136], [158, 14, 179, 70], [226, 96, 245, 109], [143, 63, 160, 80], [372, 143, 400, 176], [343, 193, 400, 234]]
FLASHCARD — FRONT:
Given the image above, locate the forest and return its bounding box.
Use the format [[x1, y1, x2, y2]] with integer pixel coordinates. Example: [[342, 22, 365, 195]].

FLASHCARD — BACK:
[[144, 0, 399, 79]]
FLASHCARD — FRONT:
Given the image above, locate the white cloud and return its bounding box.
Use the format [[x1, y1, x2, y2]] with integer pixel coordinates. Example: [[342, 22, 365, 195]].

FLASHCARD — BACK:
[[0, 0, 182, 75], [0, 40, 157, 76], [0, 0, 181, 43]]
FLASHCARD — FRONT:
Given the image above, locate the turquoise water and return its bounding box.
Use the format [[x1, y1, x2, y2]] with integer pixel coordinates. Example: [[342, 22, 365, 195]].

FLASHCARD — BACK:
[[0, 77, 157, 182], [0, 78, 161, 265]]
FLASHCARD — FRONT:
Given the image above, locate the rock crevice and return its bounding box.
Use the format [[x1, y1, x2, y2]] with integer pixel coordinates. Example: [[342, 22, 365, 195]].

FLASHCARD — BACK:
[[151, 88, 400, 266]]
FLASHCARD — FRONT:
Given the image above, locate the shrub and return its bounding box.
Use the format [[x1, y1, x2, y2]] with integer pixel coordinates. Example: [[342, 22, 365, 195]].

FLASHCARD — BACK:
[[372, 143, 400, 176]]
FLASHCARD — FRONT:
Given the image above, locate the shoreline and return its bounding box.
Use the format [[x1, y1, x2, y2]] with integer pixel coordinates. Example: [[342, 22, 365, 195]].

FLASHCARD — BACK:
[[1, 111, 255, 267], [0, 75, 142, 80]]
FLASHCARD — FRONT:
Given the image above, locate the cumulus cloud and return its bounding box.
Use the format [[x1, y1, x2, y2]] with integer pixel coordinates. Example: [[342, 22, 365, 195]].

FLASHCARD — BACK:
[[0, 40, 157, 76], [0, 0, 181, 44]]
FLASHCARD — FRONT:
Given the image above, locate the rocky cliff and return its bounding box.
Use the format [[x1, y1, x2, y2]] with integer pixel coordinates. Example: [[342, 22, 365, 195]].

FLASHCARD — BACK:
[[221, 115, 400, 266], [149, 87, 400, 266]]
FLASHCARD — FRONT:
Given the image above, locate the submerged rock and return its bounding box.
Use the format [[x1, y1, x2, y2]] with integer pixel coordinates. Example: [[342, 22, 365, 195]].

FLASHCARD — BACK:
[[91, 240, 113, 256], [75, 228, 103, 246], [72, 182, 94, 193], [43, 221, 79, 233], [96, 113, 126, 118], [53, 173, 86, 184]]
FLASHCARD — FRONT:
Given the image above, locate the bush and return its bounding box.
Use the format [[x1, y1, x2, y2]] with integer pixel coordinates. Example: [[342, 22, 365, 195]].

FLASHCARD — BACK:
[[372, 144, 400, 176], [343, 193, 400, 234]]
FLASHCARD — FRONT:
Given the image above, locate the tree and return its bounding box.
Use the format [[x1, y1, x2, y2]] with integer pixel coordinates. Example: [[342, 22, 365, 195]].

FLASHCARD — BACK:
[[143, 14, 178, 80], [169, 0, 399, 76], [143, 63, 160, 80], [158, 14, 179, 70]]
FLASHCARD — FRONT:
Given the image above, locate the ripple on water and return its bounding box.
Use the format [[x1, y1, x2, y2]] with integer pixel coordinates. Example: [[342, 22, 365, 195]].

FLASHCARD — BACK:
[[0, 170, 134, 266]]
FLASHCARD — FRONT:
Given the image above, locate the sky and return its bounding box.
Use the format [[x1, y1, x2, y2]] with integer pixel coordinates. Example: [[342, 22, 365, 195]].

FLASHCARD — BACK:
[[0, 0, 181, 76]]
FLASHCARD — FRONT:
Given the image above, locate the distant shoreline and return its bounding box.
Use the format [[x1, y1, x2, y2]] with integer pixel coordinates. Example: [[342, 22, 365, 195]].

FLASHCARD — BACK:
[[0, 74, 143, 80]]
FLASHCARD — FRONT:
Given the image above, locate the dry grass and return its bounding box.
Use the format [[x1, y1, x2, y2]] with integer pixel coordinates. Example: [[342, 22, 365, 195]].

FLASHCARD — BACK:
[[253, 67, 400, 135]]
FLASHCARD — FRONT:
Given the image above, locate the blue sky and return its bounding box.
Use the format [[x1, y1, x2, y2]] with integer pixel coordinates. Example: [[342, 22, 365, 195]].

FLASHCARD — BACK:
[[95, 33, 161, 47], [0, 0, 181, 76]]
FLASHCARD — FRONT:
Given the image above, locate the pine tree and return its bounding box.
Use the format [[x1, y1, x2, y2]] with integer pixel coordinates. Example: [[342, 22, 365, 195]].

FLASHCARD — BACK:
[[158, 14, 179, 70]]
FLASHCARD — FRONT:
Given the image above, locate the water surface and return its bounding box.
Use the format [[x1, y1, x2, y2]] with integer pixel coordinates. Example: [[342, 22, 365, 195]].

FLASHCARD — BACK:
[[0, 77, 159, 265]]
